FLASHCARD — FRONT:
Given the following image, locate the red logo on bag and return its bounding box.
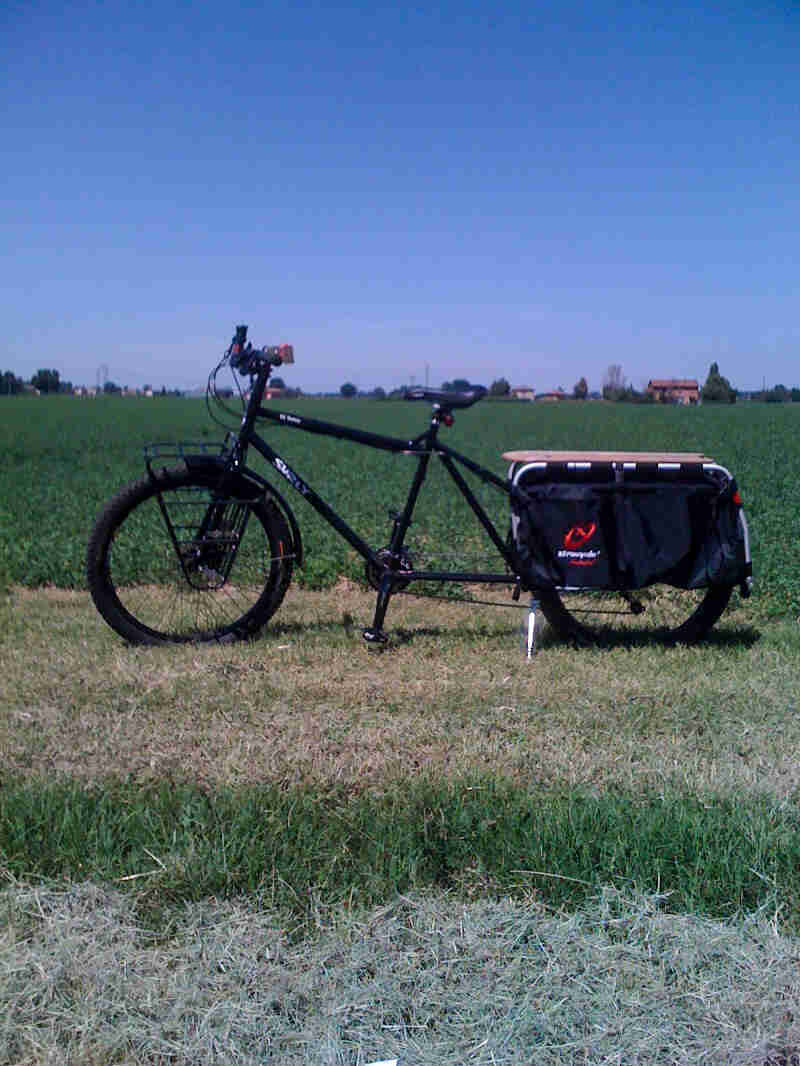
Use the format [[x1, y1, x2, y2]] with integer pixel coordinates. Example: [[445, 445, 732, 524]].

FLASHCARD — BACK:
[[563, 523, 597, 550]]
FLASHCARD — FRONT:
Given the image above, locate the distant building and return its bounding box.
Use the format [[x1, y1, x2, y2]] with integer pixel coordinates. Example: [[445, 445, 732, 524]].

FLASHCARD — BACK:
[[647, 379, 699, 405], [535, 390, 568, 402], [511, 386, 535, 401], [263, 387, 285, 401]]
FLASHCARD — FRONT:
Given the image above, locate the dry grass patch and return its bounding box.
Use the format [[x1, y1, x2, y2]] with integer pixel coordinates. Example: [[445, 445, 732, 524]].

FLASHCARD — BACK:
[[2, 584, 797, 797], [2, 880, 800, 1065]]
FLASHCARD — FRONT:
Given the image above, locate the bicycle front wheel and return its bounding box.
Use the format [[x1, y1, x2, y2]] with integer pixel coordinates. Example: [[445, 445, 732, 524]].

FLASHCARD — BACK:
[[87, 468, 294, 645], [537, 583, 733, 646]]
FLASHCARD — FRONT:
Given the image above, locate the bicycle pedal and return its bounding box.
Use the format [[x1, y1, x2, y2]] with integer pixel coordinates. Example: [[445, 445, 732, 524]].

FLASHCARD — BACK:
[[362, 627, 389, 645]]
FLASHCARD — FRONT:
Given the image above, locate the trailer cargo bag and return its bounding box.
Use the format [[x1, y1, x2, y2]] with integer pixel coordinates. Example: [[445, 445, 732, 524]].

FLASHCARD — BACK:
[[511, 468, 749, 592]]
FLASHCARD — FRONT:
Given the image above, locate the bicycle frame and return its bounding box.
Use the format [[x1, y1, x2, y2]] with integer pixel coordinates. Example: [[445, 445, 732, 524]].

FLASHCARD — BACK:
[[86, 339, 748, 650], [216, 365, 523, 642]]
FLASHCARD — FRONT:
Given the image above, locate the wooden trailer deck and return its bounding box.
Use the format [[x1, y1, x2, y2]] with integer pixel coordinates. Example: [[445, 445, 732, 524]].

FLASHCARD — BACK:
[[502, 450, 715, 465]]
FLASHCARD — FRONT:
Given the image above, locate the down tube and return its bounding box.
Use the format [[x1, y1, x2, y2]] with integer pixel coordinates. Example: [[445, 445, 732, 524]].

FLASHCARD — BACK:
[[246, 432, 420, 565]]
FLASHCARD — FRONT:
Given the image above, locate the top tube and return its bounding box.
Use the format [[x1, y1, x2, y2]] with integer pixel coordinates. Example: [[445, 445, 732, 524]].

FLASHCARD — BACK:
[[254, 402, 425, 454]]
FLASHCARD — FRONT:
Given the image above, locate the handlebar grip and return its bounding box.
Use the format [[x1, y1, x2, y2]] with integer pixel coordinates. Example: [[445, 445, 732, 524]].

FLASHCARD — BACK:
[[228, 327, 293, 372]]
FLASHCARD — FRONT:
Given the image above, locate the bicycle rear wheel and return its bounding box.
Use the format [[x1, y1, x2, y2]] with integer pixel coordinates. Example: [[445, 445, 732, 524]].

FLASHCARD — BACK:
[[537, 583, 733, 646], [87, 468, 294, 644]]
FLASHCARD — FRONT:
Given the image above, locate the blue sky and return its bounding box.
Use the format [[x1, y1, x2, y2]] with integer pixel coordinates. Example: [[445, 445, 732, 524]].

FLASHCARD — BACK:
[[2, 0, 798, 393]]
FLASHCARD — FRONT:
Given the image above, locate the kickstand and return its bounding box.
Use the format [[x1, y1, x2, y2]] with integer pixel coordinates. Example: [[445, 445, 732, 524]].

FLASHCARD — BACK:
[[525, 595, 540, 659]]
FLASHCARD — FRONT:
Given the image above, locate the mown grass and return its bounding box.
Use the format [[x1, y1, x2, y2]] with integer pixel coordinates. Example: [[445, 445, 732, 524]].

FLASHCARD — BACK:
[[4, 883, 799, 1066], [3, 586, 798, 931], [3, 775, 800, 929], [2, 578, 799, 1059], [3, 584, 796, 798]]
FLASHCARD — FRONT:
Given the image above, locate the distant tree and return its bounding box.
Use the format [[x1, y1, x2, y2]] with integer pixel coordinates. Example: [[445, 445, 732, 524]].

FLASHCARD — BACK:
[[701, 362, 736, 404], [764, 384, 789, 403], [31, 368, 60, 394], [604, 365, 624, 389], [103, 380, 121, 394], [340, 382, 357, 398], [608, 385, 653, 404], [270, 377, 286, 390], [0, 371, 24, 395], [602, 365, 625, 401], [792, 387, 800, 403], [489, 377, 510, 397], [371, 386, 387, 400], [573, 376, 588, 400]]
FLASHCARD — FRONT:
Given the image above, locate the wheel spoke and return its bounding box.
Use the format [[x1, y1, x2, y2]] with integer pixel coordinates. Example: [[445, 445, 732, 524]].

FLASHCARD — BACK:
[[539, 584, 732, 645], [88, 469, 293, 644]]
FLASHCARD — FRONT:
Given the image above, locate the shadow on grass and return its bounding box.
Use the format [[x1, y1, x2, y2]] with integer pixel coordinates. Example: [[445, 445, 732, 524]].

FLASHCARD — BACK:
[[265, 617, 765, 653], [269, 620, 526, 648], [267, 601, 534, 648], [555, 623, 762, 653]]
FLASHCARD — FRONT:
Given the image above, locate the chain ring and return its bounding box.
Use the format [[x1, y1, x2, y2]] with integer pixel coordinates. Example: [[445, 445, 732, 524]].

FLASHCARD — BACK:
[[365, 547, 414, 592]]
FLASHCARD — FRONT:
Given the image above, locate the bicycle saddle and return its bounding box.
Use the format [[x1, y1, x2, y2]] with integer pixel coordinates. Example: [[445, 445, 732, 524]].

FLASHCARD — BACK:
[[404, 386, 487, 410]]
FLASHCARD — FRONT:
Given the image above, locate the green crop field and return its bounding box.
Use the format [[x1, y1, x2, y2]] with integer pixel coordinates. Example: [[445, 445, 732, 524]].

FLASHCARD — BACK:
[[2, 392, 798, 617]]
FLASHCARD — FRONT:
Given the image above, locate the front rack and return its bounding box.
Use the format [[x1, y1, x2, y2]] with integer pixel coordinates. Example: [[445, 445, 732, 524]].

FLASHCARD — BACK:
[[143, 440, 252, 590], [144, 439, 233, 478]]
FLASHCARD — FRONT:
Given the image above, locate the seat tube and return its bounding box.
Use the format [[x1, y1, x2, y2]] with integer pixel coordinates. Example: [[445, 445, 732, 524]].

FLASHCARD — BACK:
[[389, 426, 435, 553], [363, 423, 436, 644]]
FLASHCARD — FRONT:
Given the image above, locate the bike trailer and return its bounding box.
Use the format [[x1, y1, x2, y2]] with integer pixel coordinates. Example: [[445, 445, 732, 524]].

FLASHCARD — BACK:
[[505, 451, 752, 593]]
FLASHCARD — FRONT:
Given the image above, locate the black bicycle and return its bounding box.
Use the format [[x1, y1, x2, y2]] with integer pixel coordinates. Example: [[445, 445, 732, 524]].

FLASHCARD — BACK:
[[87, 325, 752, 648]]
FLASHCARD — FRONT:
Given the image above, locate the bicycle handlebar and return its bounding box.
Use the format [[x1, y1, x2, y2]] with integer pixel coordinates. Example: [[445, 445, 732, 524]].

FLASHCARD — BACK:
[[228, 325, 294, 374]]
